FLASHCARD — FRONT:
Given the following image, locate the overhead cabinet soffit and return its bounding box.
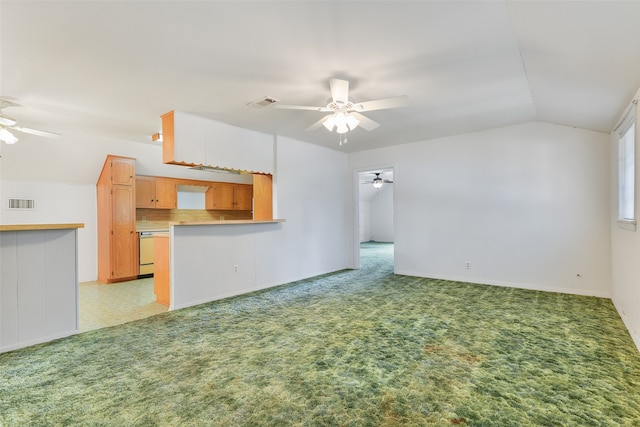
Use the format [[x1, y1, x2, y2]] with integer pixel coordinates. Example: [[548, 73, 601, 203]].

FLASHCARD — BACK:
[[162, 110, 273, 175]]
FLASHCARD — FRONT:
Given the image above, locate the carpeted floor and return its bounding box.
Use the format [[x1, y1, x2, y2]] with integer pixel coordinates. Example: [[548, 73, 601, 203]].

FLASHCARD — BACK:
[[1, 242, 639, 426]]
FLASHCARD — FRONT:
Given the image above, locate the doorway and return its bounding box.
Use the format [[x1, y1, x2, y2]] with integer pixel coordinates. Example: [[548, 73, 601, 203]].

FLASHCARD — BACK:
[[356, 167, 395, 270]]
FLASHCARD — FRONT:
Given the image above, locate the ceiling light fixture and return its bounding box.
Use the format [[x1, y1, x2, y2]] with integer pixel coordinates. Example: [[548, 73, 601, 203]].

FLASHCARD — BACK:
[[0, 128, 19, 144], [322, 111, 360, 136], [372, 176, 384, 188]]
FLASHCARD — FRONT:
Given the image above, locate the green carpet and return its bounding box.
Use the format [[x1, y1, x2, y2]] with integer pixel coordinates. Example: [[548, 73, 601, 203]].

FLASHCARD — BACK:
[[1, 242, 639, 426]]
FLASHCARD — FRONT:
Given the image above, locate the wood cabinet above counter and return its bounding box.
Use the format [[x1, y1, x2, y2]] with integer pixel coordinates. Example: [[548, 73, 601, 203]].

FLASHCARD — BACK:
[[136, 176, 177, 209], [161, 110, 273, 175], [135, 175, 254, 211], [206, 183, 252, 210]]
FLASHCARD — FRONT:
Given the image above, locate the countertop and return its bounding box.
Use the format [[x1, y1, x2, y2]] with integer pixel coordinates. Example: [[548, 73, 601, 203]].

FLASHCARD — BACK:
[[169, 219, 285, 226], [0, 223, 85, 231]]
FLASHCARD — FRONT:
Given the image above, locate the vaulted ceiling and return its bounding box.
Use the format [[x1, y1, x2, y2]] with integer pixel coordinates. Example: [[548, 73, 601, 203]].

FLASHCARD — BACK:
[[2, 1, 640, 153]]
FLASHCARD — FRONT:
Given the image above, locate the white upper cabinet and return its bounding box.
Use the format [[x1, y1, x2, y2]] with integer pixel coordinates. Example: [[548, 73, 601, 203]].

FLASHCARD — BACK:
[[163, 110, 273, 174]]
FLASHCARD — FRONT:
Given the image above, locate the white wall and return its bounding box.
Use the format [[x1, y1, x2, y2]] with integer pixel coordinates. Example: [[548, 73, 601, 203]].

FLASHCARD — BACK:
[[359, 201, 371, 242], [610, 100, 640, 350], [349, 121, 611, 297], [1, 180, 96, 282], [255, 136, 348, 286], [369, 184, 394, 242], [359, 183, 393, 243]]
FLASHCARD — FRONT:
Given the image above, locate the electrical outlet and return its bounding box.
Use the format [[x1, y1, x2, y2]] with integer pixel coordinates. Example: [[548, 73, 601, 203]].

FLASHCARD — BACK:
[[233, 265, 239, 274], [465, 261, 471, 269], [220, 216, 225, 221], [142, 216, 147, 222]]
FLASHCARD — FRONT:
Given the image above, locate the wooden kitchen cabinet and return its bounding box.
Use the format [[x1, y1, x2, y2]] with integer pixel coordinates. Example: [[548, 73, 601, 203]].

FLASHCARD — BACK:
[[234, 184, 253, 210], [206, 183, 252, 210], [97, 155, 138, 283], [136, 176, 177, 209]]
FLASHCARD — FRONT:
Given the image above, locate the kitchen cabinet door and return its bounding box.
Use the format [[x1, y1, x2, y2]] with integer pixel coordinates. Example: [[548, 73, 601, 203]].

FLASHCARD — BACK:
[[135, 176, 156, 208], [111, 185, 137, 279], [111, 157, 135, 185], [206, 183, 235, 210], [135, 176, 177, 209], [234, 185, 253, 210], [155, 178, 177, 209], [97, 155, 138, 283]]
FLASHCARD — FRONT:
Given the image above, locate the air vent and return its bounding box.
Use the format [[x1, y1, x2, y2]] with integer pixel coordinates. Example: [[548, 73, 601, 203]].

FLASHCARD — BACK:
[[247, 96, 279, 108], [8, 198, 36, 210]]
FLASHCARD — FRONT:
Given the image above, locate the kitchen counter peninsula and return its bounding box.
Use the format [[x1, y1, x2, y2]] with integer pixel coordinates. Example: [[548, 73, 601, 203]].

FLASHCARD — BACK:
[[155, 219, 285, 309], [169, 219, 285, 226], [1, 223, 84, 352], [0, 223, 84, 231]]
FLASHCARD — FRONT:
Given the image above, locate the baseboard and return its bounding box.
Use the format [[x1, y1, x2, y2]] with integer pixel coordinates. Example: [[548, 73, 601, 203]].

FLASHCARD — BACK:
[[394, 270, 611, 299], [170, 267, 350, 311], [611, 297, 640, 353], [1, 329, 78, 354]]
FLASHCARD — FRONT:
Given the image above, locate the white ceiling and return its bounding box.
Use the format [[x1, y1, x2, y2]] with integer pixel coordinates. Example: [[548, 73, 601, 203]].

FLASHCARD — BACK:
[[2, 1, 640, 153]]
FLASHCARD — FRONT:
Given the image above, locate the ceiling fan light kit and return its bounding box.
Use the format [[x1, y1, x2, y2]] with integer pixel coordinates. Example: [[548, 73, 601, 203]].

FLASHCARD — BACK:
[[364, 172, 394, 188], [269, 78, 408, 145], [322, 111, 360, 134]]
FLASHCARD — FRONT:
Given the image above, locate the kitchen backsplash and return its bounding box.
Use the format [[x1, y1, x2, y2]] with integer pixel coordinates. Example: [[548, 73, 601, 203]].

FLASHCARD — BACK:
[[136, 208, 252, 230]]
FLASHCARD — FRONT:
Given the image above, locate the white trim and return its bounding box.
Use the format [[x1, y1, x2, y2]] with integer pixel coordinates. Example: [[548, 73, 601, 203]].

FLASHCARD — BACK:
[[614, 100, 636, 137], [394, 270, 612, 299], [350, 163, 397, 271], [0, 330, 78, 353], [616, 219, 637, 231], [612, 296, 640, 353]]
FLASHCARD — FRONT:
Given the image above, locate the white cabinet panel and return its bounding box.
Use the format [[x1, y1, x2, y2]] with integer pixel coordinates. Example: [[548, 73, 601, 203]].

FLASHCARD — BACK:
[[16, 231, 47, 343], [172, 110, 274, 174], [1, 228, 79, 353], [0, 232, 19, 347], [44, 230, 78, 335], [173, 111, 206, 165]]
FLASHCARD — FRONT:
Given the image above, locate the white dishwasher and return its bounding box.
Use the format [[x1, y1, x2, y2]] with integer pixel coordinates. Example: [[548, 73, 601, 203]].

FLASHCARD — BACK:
[[139, 232, 155, 276]]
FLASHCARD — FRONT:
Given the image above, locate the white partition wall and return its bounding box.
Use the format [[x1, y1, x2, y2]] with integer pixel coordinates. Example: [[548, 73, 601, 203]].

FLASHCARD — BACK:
[[1, 227, 80, 353], [170, 222, 282, 310]]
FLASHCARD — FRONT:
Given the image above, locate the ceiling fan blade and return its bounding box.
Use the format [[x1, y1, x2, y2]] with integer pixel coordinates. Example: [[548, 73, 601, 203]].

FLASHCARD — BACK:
[[272, 104, 330, 112], [351, 112, 380, 131], [329, 78, 349, 104], [306, 116, 327, 131], [12, 126, 61, 139], [353, 95, 410, 112]]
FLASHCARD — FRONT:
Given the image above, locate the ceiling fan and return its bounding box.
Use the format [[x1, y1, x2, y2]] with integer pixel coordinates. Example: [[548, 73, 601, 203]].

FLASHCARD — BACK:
[[272, 78, 409, 145], [363, 172, 394, 188], [0, 99, 61, 144]]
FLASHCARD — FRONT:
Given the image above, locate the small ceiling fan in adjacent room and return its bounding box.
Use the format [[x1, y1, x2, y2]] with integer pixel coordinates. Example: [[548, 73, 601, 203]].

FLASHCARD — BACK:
[[270, 78, 409, 145], [0, 99, 61, 144], [363, 173, 394, 188]]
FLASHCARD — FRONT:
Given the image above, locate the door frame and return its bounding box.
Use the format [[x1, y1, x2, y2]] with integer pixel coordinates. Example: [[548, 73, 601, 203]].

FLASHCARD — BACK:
[[350, 163, 396, 271]]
